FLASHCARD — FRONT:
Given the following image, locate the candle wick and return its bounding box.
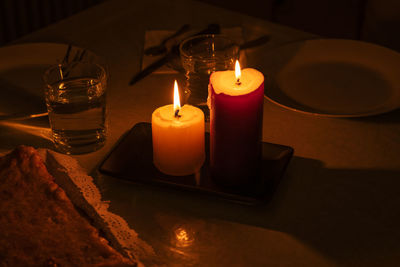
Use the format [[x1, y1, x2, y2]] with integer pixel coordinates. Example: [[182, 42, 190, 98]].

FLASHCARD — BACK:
[[236, 78, 241, 85], [174, 109, 181, 118]]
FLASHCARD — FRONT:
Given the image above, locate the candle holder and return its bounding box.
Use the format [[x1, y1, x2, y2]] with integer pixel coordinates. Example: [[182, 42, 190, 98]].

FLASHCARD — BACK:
[[99, 123, 294, 205]]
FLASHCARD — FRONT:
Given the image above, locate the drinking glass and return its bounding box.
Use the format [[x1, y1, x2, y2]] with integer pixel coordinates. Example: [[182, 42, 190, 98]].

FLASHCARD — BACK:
[[179, 34, 239, 118], [43, 62, 107, 154]]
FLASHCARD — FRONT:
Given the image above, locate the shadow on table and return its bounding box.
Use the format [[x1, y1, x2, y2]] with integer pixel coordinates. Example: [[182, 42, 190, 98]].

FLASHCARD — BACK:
[[0, 72, 47, 116], [261, 157, 400, 263], [0, 70, 54, 152], [97, 155, 400, 264]]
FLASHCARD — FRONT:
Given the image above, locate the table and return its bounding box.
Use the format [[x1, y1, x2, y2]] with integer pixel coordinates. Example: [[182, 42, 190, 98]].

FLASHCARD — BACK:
[[3, 0, 400, 265]]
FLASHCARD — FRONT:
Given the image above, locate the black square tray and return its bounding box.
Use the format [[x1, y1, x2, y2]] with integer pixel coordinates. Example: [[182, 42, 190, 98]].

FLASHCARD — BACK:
[[99, 122, 293, 205]]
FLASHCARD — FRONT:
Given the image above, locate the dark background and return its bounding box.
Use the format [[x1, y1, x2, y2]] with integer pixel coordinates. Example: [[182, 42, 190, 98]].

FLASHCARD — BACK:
[[1, 0, 400, 51]]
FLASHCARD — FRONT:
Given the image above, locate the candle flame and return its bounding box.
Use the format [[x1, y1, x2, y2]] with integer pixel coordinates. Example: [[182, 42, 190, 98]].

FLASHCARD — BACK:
[[173, 80, 181, 115], [235, 60, 241, 81]]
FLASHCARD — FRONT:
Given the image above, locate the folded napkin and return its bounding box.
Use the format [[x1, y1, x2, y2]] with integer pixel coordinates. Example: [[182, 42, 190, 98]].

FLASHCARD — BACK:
[[142, 27, 246, 74]]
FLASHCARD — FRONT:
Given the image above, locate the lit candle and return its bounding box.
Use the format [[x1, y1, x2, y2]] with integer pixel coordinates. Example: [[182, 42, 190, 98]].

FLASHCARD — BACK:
[[152, 80, 205, 176], [209, 61, 264, 186]]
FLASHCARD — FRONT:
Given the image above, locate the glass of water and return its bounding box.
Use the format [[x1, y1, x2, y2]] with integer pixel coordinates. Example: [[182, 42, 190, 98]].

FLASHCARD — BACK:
[[179, 34, 239, 118], [43, 62, 107, 154]]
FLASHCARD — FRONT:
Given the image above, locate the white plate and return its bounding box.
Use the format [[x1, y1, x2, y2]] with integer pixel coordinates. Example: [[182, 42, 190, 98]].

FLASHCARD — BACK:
[[263, 39, 400, 117], [0, 43, 100, 116]]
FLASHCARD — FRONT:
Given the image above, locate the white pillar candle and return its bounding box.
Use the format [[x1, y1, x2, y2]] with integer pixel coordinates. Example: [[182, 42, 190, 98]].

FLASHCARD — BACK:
[[152, 81, 205, 176]]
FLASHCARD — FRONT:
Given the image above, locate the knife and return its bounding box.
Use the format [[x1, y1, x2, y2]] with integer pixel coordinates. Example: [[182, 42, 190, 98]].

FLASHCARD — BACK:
[[129, 24, 221, 86], [129, 32, 270, 86]]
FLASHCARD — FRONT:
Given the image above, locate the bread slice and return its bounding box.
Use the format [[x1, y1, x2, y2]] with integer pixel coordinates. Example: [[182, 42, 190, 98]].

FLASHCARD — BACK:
[[0, 146, 153, 266]]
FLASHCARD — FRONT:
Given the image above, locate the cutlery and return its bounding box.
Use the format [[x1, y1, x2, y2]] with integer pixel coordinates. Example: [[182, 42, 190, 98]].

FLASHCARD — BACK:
[[129, 33, 270, 86], [144, 24, 191, 56], [129, 23, 221, 85], [61, 44, 87, 64], [62, 44, 73, 63], [60, 45, 88, 77], [0, 112, 48, 121]]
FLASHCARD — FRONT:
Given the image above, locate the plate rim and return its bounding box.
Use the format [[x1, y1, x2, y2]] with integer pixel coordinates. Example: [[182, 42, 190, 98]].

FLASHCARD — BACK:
[[0, 42, 104, 117], [264, 38, 400, 118], [0, 42, 102, 68]]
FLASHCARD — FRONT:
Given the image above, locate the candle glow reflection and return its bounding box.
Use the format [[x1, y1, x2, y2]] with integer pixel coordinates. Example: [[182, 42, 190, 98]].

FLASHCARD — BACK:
[[174, 227, 194, 248]]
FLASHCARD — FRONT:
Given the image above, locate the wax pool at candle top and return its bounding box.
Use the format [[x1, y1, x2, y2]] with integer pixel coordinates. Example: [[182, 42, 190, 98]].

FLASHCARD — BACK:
[[155, 104, 202, 126], [152, 104, 205, 176], [210, 68, 264, 96]]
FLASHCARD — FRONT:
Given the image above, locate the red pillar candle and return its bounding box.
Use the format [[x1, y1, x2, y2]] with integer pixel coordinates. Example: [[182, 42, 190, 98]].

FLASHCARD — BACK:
[[209, 61, 264, 186]]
